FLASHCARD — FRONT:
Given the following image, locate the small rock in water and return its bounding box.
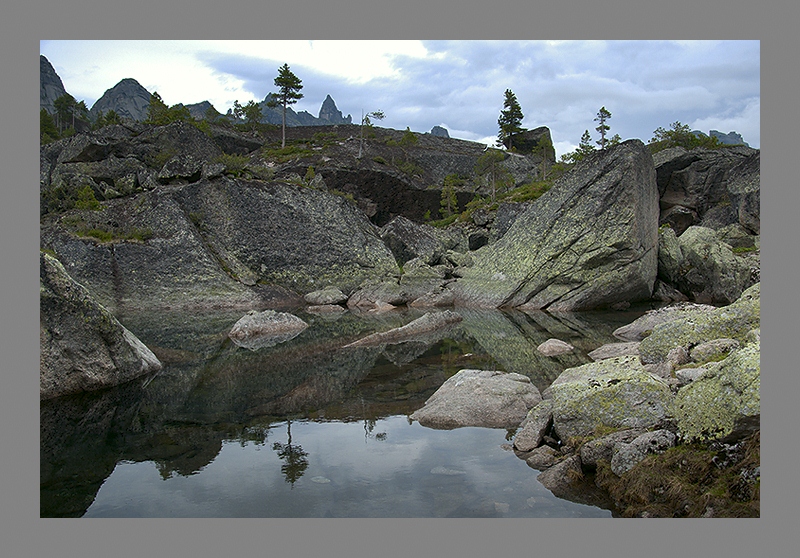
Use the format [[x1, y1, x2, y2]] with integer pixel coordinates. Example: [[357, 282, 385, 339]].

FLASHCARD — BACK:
[[311, 476, 331, 484]]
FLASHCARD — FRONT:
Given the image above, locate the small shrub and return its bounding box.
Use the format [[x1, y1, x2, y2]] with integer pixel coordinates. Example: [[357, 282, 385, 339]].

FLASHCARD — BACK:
[[74, 185, 102, 211], [214, 153, 250, 177]]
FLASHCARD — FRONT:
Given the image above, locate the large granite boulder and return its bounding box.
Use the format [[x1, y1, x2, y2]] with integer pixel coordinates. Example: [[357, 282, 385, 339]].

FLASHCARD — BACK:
[[41, 174, 402, 311], [543, 356, 674, 441], [638, 283, 760, 364], [40, 252, 162, 399], [613, 301, 716, 342], [410, 369, 542, 429], [672, 337, 760, 443], [450, 140, 659, 310]]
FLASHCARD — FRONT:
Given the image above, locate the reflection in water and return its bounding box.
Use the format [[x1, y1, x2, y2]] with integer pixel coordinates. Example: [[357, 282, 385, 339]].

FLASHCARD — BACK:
[[272, 420, 309, 488], [41, 306, 654, 517]]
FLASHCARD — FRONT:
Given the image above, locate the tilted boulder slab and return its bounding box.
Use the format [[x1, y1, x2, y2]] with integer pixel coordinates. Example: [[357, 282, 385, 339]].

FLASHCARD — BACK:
[[450, 140, 659, 310], [343, 310, 463, 348], [40, 252, 162, 400], [410, 369, 542, 429], [544, 355, 673, 441]]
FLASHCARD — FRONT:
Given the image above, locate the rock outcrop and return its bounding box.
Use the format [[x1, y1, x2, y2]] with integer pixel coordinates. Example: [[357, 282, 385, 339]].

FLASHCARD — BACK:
[[658, 225, 753, 304], [653, 145, 758, 235], [88, 78, 153, 122], [451, 140, 659, 310], [318, 94, 352, 124], [40, 252, 162, 399], [410, 369, 542, 429]]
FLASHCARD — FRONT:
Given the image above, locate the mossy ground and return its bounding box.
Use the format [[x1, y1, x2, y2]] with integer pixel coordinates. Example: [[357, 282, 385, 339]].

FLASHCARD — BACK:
[[593, 431, 759, 517]]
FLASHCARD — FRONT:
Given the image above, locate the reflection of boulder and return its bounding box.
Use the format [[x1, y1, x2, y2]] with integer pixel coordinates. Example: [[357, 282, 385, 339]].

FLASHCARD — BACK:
[[40, 380, 147, 517], [458, 309, 593, 392]]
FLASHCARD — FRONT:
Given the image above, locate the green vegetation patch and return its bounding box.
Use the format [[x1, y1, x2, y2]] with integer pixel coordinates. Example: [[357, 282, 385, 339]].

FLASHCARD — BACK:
[[595, 431, 759, 517]]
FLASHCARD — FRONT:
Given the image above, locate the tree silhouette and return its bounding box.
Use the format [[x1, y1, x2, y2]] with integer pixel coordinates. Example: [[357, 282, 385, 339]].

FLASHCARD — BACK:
[[267, 64, 304, 148], [497, 89, 525, 149], [594, 106, 612, 151], [358, 109, 385, 158]]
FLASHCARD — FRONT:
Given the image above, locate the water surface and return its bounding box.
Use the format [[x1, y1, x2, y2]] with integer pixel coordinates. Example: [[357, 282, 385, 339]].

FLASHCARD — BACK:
[[41, 305, 654, 517]]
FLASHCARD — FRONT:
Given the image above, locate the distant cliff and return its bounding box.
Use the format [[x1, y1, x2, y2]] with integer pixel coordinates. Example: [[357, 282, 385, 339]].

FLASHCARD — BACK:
[[40, 55, 69, 115]]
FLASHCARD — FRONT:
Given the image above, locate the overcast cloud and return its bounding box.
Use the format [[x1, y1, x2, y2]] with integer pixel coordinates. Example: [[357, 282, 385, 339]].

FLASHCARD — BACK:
[[40, 40, 760, 154]]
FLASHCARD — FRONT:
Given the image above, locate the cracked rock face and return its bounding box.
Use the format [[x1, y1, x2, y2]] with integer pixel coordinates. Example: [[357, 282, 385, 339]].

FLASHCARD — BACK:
[[450, 140, 660, 310]]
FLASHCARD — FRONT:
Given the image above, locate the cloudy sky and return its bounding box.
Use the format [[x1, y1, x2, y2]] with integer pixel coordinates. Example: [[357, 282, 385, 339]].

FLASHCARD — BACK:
[[40, 40, 760, 155]]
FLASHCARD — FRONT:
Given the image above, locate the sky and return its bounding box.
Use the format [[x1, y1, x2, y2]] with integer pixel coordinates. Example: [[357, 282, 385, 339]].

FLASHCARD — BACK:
[[39, 40, 760, 155]]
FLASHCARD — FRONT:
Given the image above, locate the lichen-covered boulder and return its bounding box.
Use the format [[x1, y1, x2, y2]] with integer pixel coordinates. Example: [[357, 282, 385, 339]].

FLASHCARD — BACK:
[[639, 283, 759, 364], [544, 356, 674, 441], [450, 140, 659, 310], [672, 226, 752, 303], [613, 302, 716, 342], [40, 252, 162, 400], [610, 429, 677, 476], [410, 369, 542, 429], [672, 338, 760, 443]]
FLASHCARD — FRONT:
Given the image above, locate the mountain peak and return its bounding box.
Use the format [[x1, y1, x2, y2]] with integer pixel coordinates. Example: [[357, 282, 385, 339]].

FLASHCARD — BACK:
[[318, 95, 352, 124]]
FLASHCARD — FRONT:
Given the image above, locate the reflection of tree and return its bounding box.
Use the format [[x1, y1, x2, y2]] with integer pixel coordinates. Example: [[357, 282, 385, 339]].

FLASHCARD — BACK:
[[272, 420, 308, 488]]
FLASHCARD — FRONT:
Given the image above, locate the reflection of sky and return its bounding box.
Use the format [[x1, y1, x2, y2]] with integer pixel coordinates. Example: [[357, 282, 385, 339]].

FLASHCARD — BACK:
[[85, 416, 611, 517]]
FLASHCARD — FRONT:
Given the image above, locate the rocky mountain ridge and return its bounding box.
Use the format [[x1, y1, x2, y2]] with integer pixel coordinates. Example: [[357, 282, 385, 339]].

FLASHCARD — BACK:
[[41, 55, 353, 128]]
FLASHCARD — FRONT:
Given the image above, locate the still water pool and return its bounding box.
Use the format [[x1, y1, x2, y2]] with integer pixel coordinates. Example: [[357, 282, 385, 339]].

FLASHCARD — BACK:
[[41, 305, 654, 517]]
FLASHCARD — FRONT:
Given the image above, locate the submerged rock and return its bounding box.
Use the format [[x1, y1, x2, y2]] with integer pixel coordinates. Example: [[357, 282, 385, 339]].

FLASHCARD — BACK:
[[537, 339, 575, 356], [40, 252, 162, 399], [228, 309, 308, 350], [410, 369, 542, 429]]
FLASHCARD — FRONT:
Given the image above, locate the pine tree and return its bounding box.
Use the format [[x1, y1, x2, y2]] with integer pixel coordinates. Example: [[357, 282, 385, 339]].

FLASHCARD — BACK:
[[497, 89, 525, 148], [266, 64, 304, 148], [594, 106, 612, 150]]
